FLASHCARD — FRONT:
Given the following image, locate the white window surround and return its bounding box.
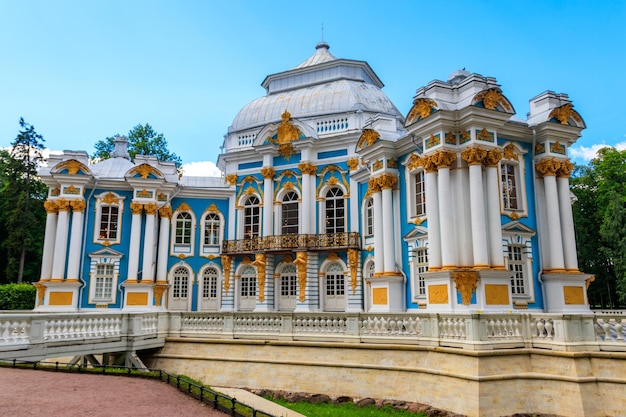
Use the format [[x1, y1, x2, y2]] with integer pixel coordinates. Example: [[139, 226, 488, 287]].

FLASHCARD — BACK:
[[198, 264, 221, 312], [362, 197, 374, 244], [317, 183, 348, 235], [499, 142, 528, 217], [93, 192, 125, 245], [238, 194, 262, 239], [87, 248, 123, 305], [403, 226, 429, 303], [168, 262, 194, 311], [321, 186, 346, 234], [275, 188, 301, 236], [171, 209, 196, 256], [404, 166, 426, 223], [319, 257, 348, 312], [200, 209, 224, 256], [502, 221, 536, 302]]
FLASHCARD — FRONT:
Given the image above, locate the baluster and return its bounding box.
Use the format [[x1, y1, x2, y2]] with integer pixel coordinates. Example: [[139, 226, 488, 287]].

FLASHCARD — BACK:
[[616, 320, 625, 341], [536, 319, 545, 338], [545, 320, 554, 339]]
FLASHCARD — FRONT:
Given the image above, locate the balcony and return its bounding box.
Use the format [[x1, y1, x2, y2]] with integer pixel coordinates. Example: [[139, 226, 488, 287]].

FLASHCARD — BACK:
[[221, 232, 360, 255]]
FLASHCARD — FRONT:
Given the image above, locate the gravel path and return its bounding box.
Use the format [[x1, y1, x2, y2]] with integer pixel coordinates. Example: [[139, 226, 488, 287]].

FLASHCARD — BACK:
[[0, 367, 228, 417]]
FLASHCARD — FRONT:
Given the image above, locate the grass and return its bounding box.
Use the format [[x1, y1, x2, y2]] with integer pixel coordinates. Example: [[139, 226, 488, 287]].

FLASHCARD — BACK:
[[268, 397, 427, 417]]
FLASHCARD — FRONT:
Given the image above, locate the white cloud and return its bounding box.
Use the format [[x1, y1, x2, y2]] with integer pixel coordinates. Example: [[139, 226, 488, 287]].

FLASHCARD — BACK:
[[569, 141, 626, 163], [180, 160, 222, 177]]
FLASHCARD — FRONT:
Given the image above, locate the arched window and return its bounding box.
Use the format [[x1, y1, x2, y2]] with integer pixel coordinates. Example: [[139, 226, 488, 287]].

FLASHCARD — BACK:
[[501, 162, 518, 210], [202, 267, 219, 299], [203, 213, 221, 246], [280, 264, 298, 298], [175, 212, 192, 245], [172, 266, 189, 299], [364, 198, 374, 238], [243, 196, 261, 238], [282, 191, 299, 235], [325, 262, 346, 311], [325, 187, 345, 234], [240, 266, 257, 298]]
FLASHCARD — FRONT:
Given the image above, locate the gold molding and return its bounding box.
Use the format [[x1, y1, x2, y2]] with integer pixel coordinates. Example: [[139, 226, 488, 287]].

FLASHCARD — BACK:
[[535, 157, 561, 177], [252, 254, 266, 303], [461, 145, 487, 166], [222, 255, 231, 293], [452, 271, 479, 305], [406, 98, 438, 124], [348, 249, 359, 294], [293, 252, 308, 302]]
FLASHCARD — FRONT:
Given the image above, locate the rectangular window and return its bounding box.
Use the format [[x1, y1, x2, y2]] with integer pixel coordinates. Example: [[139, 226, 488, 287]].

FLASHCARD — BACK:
[[99, 206, 119, 240], [415, 248, 429, 296], [414, 172, 426, 216], [203, 214, 220, 246], [508, 245, 526, 294], [501, 163, 518, 210], [94, 264, 114, 300]]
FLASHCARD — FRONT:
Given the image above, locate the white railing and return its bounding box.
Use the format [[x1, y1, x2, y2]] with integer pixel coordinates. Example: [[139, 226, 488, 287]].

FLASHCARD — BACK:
[[44, 316, 122, 341]]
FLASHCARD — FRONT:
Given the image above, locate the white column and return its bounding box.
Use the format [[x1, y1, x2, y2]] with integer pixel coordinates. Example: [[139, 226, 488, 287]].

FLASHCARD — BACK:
[[261, 167, 274, 237], [424, 168, 441, 269], [66, 200, 86, 281], [127, 202, 144, 282], [380, 174, 397, 273], [156, 206, 172, 282], [537, 158, 565, 272], [558, 163, 578, 271], [40, 201, 58, 281], [371, 180, 384, 274], [51, 199, 71, 281], [299, 162, 316, 235], [468, 163, 489, 267], [485, 163, 505, 268], [141, 203, 157, 282], [438, 166, 457, 268]]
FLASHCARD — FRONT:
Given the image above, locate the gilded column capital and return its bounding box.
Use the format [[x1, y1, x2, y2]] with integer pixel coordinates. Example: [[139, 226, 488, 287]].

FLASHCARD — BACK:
[[158, 205, 172, 219], [536, 157, 561, 177], [406, 154, 424, 172], [153, 284, 168, 307], [461, 145, 488, 166], [422, 155, 438, 173], [225, 174, 238, 186], [368, 177, 381, 193], [557, 160, 574, 178], [144, 202, 158, 215], [221, 255, 231, 293], [44, 200, 58, 214], [377, 173, 398, 190], [451, 271, 479, 305], [347, 158, 359, 171], [430, 150, 457, 169], [130, 201, 144, 215], [298, 162, 317, 176], [261, 167, 275, 179], [484, 148, 503, 167], [70, 199, 86, 212], [56, 198, 70, 212]]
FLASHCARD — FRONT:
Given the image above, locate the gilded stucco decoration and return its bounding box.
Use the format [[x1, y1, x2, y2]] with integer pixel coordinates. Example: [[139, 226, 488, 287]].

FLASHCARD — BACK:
[[298, 162, 317, 176], [235, 176, 263, 204], [460, 131, 471, 144], [158, 193, 167, 201], [293, 252, 308, 302], [426, 134, 441, 149], [57, 159, 89, 175], [267, 110, 302, 161], [550, 141, 565, 155], [357, 129, 381, 149], [137, 189, 152, 198], [430, 150, 457, 169], [585, 276, 595, 289], [377, 174, 398, 190], [316, 165, 349, 197], [484, 148, 503, 167], [372, 160, 383, 171], [176, 202, 192, 212], [476, 128, 493, 142], [51, 187, 60, 196], [207, 202, 219, 213], [327, 252, 340, 261], [388, 158, 398, 168], [348, 249, 359, 294], [535, 143, 546, 155], [502, 144, 518, 161], [64, 185, 80, 195], [452, 271, 479, 305], [558, 160, 574, 178], [347, 158, 359, 171], [226, 174, 238, 186], [473, 88, 513, 112], [70, 199, 86, 212], [461, 145, 487, 166], [261, 167, 275, 179], [34, 283, 45, 306], [158, 205, 172, 219], [445, 132, 456, 145], [366, 177, 381, 198], [221, 255, 231, 292], [549, 103, 584, 126], [130, 163, 162, 179], [44, 200, 58, 214], [406, 154, 424, 172], [535, 157, 562, 177], [252, 254, 266, 303], [153, 284, 168, 307], [102, 192, 119, 205], [421, 155, 438, 173], [406, 98, 438, 125]]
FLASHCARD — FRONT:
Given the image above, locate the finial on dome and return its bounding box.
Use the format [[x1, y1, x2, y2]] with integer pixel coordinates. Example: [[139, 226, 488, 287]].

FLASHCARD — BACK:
[[316, 41, 329, 50]]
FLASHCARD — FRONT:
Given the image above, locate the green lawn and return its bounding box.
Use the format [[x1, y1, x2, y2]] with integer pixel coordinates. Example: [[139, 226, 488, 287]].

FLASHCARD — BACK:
[[268, 397, 427, 417]]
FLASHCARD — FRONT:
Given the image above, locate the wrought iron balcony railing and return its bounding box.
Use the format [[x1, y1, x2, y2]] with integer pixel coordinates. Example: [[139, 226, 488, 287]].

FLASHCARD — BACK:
[[221, 232, 360, 255]]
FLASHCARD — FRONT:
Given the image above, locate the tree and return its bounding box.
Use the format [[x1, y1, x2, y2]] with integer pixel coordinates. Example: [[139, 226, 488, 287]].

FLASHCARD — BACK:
[[571, 146, 626, 307], [0, 119, 47, 283], [91, 123, 182, 169]]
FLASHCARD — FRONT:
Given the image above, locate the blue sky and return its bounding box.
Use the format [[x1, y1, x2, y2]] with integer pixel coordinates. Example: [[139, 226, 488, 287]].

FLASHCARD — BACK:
[[1, 1, 625, 175]]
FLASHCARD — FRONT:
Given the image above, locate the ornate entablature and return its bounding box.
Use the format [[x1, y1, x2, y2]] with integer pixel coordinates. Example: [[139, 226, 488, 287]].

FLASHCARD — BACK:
[[472, 88, 514, 113], [406, 98, 438, 125], [548, 103, 585, 128]]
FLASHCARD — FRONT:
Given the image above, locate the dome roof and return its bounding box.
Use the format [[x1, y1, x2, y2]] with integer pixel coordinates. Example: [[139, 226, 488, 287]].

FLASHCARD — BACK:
[[229, 43, 401, 133]]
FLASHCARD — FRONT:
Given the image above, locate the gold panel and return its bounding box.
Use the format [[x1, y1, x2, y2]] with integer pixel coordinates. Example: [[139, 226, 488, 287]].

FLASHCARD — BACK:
[[372, 288, 388, 305], [428, 284, 449, 304], [127, 293, 149, 306], [49, 291, 73, 306], [563, 286, 585, 305], [485, 284, 510, 305]]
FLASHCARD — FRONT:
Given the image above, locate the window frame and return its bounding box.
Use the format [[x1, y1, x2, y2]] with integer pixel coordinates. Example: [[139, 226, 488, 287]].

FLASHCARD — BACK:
[[87, 248, 122, 305], [281, 191, 300, 235], [498, 143, 528, 217], [324, 187, 346, 234], [171, 208, 196, 256], [93, 192, 125, 246], [200, 208, 224, 256]]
